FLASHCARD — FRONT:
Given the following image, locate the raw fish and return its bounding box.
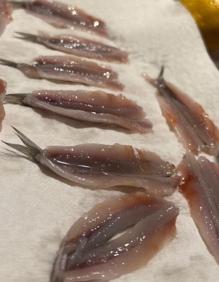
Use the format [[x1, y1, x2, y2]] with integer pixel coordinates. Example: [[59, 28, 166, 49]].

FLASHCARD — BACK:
[[4, 90, 152, 133], [2, 127, 179, 196], [16, 32, 128, 63], [0, 56, 123, 90], [179, 153, 219, 264], [51, 192, 179, 282], [144, 67, 219, 156]]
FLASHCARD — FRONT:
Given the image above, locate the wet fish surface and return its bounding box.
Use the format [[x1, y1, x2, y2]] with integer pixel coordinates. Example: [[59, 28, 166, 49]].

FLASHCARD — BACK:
[[16, 32, 128, 63], [144, 67, 219, 156], [0, 0, 12, 36], [0, 56, 123, 90], [13, 0, 108, 36], [4, 90, 152, 133], [2, 127, 178, 196], [179, 153, 219, 264], [0, 79, 6, 130], [50, 192, 179, 282]]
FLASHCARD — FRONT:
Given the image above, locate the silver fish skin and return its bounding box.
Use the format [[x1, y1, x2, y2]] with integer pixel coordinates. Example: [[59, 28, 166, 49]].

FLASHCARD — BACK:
[[4, 90, 152, 133], [144, 67, 219, 156], [50, 193, 179, 282], [0, 56, 124, 90], [179, 153, 219, 265], [2, 127, 179, 197], [13, 0, 108, 37], [16, 32, 128, 63]]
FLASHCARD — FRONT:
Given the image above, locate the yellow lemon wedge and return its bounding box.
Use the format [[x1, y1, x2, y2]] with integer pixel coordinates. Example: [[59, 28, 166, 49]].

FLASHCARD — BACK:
[[181, 0, 219, 53], [181, 0, 219, 30]]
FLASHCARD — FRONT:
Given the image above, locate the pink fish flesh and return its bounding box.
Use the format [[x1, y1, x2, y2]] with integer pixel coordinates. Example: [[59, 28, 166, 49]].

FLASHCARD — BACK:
[[4, 90, 152, 133], [50, 192, 179, 282], [2, 127, 179, 196]]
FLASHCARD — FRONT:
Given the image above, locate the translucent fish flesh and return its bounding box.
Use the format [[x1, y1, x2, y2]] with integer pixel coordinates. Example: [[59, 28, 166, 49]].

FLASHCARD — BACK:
[[0, 79, 6, 130], [2, 127, 179, 196], [16, 32, 128, 63], [0, 56, 123, 90], [179, 153, 219, 264], [144, 68, 219, 156], [13, 0, 108, 37], [4, 90, 152, 133], [0, 0, 12, 36], [51, 192, 179, 282]]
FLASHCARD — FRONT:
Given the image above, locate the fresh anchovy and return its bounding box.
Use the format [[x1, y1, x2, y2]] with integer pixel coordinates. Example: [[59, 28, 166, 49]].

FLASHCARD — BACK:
[[4, 90, 152, 133], [51, 192, 179, 282], [179, 153, 219, 265], [12, 0, 108, 37], [0, 56, 123, 90], [2, 127, 179, 196], [144, 67, 219, 156], [0, 79, 6, 130], [0, 0, 12, 36], [16, 32, 128, 63]]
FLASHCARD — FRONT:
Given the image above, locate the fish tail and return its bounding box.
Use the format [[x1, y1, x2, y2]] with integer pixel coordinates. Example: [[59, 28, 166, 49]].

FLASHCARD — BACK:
[[143, 66, 165, 87], [158, 66, 165, 81], [15, 32, 38, 44], [2, 127, 42, 160], [4, 93, 27, 105], [0, 59, 19, 69]]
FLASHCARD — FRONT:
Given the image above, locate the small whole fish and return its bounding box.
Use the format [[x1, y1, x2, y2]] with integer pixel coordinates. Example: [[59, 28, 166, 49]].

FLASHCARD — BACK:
[[16, 32, 128, 63], [51, 192, 179, 282], [0, 79, 6, 130], [3, 127, 179, 197], [179, 153, 219, 265], [12, 0, 108, 37], [4, 90, 152, 133], [0, 0, 12, 36], [144, 67, 219, 156], [0, 56, 123, 90]]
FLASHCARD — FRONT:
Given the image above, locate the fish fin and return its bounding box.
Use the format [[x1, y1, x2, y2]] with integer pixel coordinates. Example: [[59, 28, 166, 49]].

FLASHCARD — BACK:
[[15, 32, 38, 44], [158, 66, 165, 81], [1, 140, 37, 161], [12, 126, 41, 151], [143, 66, 165, 87], [4, 94, 27, 105], [0, 59, 19, 69], [2, 127, 42, 160]]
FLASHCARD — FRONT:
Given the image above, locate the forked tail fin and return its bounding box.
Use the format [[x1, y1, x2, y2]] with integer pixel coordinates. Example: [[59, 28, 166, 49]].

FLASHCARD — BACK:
[[4, 94, 27, 105], [15, 32, 38, 44], [143, 66, 165, 87], [0, 59, 19, 69], [2, 126, 42, 161]]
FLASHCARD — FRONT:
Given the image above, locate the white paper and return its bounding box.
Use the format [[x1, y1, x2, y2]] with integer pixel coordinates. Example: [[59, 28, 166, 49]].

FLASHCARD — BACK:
[[1, 0, 219, 281]]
